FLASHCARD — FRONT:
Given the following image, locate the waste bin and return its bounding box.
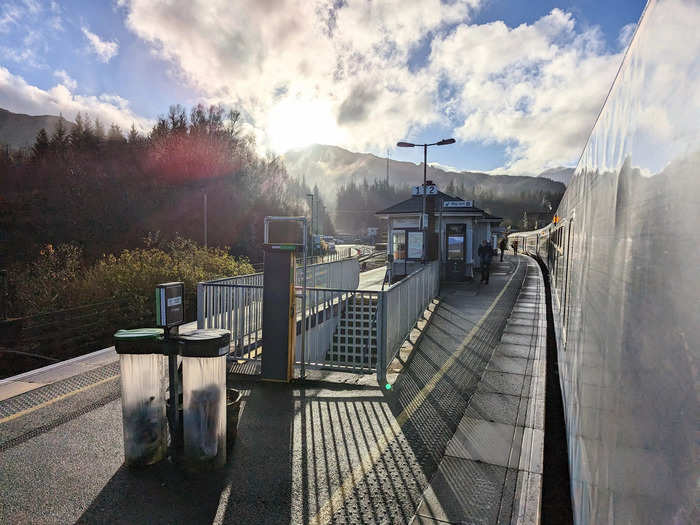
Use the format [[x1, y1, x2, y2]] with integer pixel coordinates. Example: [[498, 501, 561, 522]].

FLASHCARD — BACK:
[[113, 328, 167, 467], [178, 328, 231, 470]]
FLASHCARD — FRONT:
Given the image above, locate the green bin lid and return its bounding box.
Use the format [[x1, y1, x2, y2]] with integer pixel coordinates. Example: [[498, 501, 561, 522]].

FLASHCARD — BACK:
[[177, 329, 231, 358], [114, 328, 164, 340], [114, 328, 164, 355]]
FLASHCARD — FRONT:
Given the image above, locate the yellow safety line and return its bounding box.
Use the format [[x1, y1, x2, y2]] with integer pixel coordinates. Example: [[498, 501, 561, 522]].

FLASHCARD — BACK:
[[0, 374, 120, 425], [309, 259, 522, 525]]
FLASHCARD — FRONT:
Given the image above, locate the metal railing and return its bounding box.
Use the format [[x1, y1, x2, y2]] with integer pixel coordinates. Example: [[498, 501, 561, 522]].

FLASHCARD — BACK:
[[197, 258, 359, 361], [197, 282, 263, 360], [376, 261, 440, 383], [295, 288, 380, 372], [297, 259, 359, 309], [196, 259, 440, 382]]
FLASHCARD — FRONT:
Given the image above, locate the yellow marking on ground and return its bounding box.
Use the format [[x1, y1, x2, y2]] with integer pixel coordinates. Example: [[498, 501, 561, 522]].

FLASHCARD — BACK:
[[309, 260, 522, 525], [0, 375, 119, 425]]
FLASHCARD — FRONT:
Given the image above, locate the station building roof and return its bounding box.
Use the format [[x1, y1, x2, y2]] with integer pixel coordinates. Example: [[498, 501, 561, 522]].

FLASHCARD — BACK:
[[376, 191, 502, 223]]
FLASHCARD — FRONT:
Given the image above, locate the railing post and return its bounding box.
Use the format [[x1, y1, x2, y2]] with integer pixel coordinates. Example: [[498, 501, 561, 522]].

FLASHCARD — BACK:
[[197, 282, 204, 329], [376, 291, 388, 385]]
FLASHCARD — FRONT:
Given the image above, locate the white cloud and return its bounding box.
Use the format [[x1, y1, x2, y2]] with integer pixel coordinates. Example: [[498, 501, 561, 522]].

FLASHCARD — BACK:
[[53, 69, 76, 90], [119, 0, 479, 153], [81, 27, 118, 63], [429, 9, 623, 173], [618, 22, 637, 49], [118, 1, 628, 173], [0, 66, 150, 131]]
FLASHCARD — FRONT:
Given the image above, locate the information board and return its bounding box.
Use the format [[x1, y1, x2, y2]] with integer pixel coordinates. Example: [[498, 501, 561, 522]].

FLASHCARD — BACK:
[[407, 231, 424, 259]]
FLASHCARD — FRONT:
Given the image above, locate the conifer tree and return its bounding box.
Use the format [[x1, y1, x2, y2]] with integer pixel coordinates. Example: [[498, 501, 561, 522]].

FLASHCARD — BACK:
[[49, 116, 68, 153], [70, 112, 85, 148], [31, 128, 49, 161], [107, 123, 125, 142], [127, 123, 141, 144]]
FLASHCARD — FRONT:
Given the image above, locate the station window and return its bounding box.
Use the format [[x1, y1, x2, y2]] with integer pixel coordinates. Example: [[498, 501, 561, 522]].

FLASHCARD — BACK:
[[392, 230, 406, 260]]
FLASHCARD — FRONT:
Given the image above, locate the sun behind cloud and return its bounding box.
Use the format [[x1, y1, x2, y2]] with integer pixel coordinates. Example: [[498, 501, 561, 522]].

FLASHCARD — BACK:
[[266, 97, 343, 153]]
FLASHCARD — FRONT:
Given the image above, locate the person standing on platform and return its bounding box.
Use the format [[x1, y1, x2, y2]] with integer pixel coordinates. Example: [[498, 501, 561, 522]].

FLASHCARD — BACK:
[[499, 237, 507, 262], [478, 240, 493, 284], [512, 239, 519, 255]]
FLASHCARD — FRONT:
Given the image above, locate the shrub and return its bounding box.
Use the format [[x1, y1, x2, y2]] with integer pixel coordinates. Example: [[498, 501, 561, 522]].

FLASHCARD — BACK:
[[10, 236, 254, 319]]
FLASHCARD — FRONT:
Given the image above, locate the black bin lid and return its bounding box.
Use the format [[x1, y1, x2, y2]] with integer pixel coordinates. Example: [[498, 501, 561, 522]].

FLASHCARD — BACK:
[[113, 328, 164, 355], [177, 329, 231, 358]]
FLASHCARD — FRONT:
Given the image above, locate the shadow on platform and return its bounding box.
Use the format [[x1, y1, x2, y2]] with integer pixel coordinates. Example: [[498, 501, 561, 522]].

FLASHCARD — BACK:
[[76, 460, 227, 524]]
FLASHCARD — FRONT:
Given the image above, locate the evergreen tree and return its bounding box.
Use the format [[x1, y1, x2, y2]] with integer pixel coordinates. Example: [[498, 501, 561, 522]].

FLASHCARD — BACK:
[[94, 118, 105, 143], [520, 210, 529, 230], [31, 128, 49, 161], [107, 124, 125, 142], [70, 112, 85, 148], [127, 123, 141, 144], [49, 117, 68, 153]]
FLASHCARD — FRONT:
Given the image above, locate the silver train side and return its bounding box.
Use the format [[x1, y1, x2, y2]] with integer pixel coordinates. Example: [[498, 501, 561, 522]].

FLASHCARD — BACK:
[[515, 1, 698, 523]]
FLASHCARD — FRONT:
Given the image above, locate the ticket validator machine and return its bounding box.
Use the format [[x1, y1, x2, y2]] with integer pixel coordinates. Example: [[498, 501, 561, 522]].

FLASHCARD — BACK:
[[261, 216, 309, 382]]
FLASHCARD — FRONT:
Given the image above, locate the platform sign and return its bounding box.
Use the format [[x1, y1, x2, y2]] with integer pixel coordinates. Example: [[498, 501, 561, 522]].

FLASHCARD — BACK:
[[412, 185, 438, 196], [443, 200, 473, 208], [156, 282, 185, 328]]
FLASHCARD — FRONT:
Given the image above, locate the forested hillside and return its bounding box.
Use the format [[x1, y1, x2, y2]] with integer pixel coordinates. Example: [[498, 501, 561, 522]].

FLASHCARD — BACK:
[[333, 175, 564, 233], [0, 104, 319, 266], [285, 144, 566, 232]]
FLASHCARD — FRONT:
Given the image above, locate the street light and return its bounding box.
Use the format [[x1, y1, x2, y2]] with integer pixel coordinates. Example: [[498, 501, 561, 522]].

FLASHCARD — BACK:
[[307, 193, 314, 259], [396, 138, 456, 262]]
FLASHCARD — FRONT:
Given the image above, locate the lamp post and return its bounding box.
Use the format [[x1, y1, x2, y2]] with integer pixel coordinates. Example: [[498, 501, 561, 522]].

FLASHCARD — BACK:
[[307, 193, 314, 260], [396, 138, 455, 262]]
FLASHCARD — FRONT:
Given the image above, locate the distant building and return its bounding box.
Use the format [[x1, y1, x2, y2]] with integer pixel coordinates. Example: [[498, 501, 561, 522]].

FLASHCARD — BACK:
[[376, 183, 502, 281]]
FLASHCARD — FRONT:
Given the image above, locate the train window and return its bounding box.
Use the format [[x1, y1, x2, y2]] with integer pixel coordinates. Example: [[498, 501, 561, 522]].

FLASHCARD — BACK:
[[563, 218, 575, 344]]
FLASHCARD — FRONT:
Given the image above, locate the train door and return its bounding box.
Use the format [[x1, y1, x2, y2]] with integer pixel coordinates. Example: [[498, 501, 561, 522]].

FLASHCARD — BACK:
[[446, 224, 466, 281]]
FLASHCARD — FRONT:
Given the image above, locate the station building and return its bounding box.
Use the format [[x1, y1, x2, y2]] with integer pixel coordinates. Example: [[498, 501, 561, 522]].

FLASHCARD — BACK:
[[377, 183, 503, 281]]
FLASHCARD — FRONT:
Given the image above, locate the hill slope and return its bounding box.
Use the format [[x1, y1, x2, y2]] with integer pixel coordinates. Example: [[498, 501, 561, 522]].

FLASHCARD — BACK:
[[537, 166, 574, 186], [283, 144, 566, 229], [0, 108, 74, 149]]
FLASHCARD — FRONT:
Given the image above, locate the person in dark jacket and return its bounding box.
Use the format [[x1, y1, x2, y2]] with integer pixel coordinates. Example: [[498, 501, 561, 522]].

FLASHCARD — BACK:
[[512, 239, 519, 255], [498, 237, 507, 262], [478, 240, 493, 284]]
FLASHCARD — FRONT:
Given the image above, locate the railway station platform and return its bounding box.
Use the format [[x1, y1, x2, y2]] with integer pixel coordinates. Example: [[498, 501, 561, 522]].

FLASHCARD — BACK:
[[0, 254, 545, 525]]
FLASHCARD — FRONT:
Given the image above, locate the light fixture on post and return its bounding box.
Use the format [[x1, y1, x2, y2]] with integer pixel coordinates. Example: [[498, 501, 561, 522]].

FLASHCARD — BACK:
[[396, 138, 456, 262]]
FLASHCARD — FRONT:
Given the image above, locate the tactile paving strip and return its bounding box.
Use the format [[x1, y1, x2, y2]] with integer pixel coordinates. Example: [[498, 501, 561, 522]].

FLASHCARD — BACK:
[[0, 361, 120, 419], [0, 390, 120, 451]]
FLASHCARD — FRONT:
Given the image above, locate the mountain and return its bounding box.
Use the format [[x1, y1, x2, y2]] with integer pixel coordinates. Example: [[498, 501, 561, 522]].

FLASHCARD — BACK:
[[0, 108, 74, 149], [283, 143, 566, 204], [283, 144, 566, 230], [537, 166, 575, 186]]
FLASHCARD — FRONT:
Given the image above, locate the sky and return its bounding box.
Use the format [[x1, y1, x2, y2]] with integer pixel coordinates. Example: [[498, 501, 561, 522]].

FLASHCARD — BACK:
[[0, 0, 646, 174]]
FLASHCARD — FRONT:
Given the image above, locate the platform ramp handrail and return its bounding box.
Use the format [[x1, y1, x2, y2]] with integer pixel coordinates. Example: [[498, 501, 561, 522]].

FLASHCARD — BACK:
[[196, 258, 360, 360], [294, 287, 380, 371], [376, 261, 440, 383]]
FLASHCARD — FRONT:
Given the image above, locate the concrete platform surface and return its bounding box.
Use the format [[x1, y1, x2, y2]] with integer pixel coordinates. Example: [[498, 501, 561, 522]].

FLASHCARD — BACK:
[[411, 256, 546, 525], [0, 255, 532, 525]]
